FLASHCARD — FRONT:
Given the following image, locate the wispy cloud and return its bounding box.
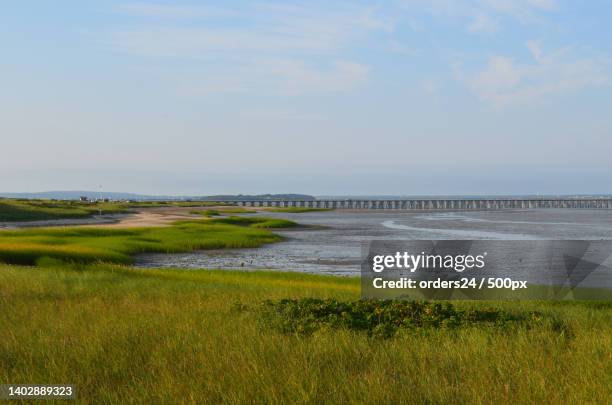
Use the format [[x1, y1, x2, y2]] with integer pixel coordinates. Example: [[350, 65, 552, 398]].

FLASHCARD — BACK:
[[262, 59, 370, 95], [464, 41, 609, 107], [118, 2, 230, 19], [108, 1, 609, 102], [485, 0, 556, 17], [112, 27, 336, 57], [398, 0, 556, 33], [113, 3, 394, 56], [175, 59, 370, 96], [467, 13, 499, 33], [110, 2, 395, 95]]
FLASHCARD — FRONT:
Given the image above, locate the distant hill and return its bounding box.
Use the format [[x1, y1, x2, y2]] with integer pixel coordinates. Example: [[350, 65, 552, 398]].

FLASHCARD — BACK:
[[3, 191, 610, 201], [0, 191, 316, 201], [0, 191, 164, 201]]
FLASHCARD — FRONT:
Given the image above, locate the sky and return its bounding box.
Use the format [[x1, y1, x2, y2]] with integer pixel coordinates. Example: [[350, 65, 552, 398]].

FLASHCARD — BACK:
[[1, 0, 611, 196]]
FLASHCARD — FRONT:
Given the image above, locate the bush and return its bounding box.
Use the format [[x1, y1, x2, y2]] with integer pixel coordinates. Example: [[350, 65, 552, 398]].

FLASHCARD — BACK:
[[259, 298, 544, 338]]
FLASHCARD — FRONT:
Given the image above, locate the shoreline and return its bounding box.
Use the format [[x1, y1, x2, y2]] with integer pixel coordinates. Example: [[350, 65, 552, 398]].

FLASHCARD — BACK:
[[0, 206, 247, 230]]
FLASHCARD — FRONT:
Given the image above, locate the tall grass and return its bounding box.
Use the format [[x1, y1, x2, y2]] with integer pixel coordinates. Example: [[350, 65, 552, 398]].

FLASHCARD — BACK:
[[0, 264, 610, 403], [1, 203, 610, 403]]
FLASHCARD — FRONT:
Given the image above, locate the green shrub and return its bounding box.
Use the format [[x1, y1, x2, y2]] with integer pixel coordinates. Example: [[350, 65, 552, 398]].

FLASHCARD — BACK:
[[259, 298, 545, 338]]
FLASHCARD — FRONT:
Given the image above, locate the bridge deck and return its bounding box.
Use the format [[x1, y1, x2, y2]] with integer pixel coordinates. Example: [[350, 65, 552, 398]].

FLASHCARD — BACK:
[[224, 199, 612, 210]]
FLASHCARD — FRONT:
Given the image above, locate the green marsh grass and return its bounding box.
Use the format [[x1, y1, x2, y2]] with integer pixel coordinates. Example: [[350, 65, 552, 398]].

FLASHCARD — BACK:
[[0, 198, 236, 222], [191, 209, 222, 217], [0, 264, 610, 403], [210, 216, 299, 229], [0, 199, 128, 222], [123, 201, 231, 208], [0, 219, 291, 266], [191, 207, 253, 217]]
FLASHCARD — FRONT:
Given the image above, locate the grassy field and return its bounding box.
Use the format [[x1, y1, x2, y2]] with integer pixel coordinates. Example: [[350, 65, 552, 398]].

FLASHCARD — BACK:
[[0, 218, 296, 266], [0, 198, 235, 222], [0, 199, 329, 222], [0, 199, 130, 222], [0, 263, 610, 403], [123, 201, 231, 208], [210, 216, 299, 229], [191, 207, 254, 217], [191, 207, 330, 216]]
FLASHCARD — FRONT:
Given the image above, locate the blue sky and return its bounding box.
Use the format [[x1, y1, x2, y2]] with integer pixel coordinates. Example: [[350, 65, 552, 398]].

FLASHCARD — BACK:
[[1, 1, 611, 195]]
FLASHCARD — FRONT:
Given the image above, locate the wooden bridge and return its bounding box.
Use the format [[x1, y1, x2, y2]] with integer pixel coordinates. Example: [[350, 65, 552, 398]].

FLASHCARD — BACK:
[[228, 198, 612, 210]]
